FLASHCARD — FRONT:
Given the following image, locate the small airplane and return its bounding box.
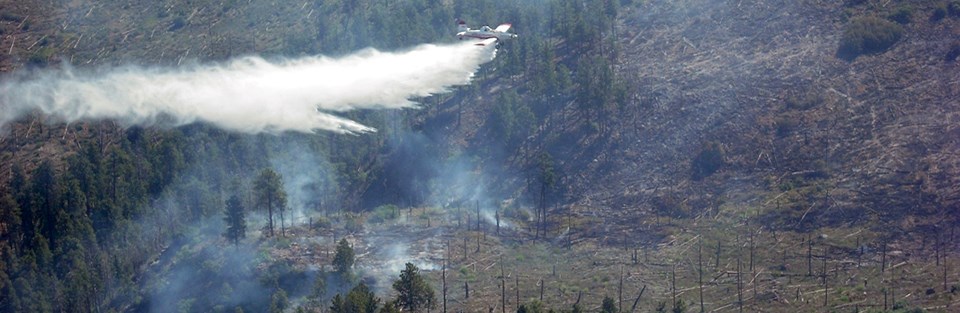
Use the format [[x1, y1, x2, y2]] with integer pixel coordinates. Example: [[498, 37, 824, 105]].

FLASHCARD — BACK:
[[456, 19, 517, 46]]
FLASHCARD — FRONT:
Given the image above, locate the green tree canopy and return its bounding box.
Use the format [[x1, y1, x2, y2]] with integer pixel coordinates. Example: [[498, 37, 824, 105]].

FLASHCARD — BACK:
[[333, 238, 355, 275], [269, 289, 289, 313], [254, 169, 286, 237], [378, 301, 401, 313], [392, 263, 435, 312], [346, 283, 378, 313], [306, 271, 327, 309], [330, 282, 379, 313], [223, 194, 246, 247]]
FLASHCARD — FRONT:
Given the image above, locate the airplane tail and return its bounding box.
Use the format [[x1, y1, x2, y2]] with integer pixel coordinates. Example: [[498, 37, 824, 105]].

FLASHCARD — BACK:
[[456, 18, 468, 33]]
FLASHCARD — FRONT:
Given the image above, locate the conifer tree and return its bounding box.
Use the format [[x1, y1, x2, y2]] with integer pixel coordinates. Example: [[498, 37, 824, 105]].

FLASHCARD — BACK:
[[392, 263, 435, 312], [223, 194, 246, 247], [333, 238, 355, 275], [254, 169, 286, 237]]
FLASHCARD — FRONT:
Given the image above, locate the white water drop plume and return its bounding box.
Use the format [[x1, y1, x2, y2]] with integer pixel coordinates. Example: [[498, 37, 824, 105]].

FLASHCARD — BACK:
[[0, 42, 497, 134]]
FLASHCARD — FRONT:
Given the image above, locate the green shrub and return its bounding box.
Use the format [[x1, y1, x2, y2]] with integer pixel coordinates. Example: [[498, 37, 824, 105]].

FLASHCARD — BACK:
[[169, 16, 187, 31], [950, 1, 960, 17], [841, 8, 856, 22], [946, 41, 960, 62], [785, 91, 823, 111], [887, 7, 913, 24], [691, 142, 724, 180], [369, 204, 399, 224], [502, 204, 530, 221], [844, 0, 867, 7], [775, 116, 799, 138], [343, 213, 364, 232], [931, 6, 947, 21], [27, 47, 54, 66], [837, 16, 904, 60], [311, 216, 331, 229], [0, 11, 22, 22]]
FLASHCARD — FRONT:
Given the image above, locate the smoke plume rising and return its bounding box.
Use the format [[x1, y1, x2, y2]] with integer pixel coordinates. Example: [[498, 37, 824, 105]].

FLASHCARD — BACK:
[[0, 42, 496, 134]]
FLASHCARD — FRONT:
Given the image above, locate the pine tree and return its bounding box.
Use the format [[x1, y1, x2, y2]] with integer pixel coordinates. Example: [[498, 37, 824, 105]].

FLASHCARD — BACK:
[[0, 194, 21, 247], [254, 169, 286, 237], [307, 271, 327, 309], [329, 282, 379, 313], [269, 289, 289, 313], [330, 294, 346, 313], [346, 282, 378, 313], [223, 194, 246, 247], [536, 152, 556, 239], [333, 238, 355, 275], [29, 161, 60, 250], [392, 263, 435, 312]]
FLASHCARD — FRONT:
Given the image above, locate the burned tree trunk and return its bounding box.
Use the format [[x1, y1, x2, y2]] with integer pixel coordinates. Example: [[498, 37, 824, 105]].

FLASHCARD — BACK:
[[515, 276, 520, 311], [619, 266, 624, 313], [807, 234, 813, 277], [500, 257, 505, 313], [699, 235, 704, 313], [737, 256, 743, 313], [857, 236, 862, 268], [822, 256, 828, 308], [881, 241, 887, 273], [671, 264, 677, 312], [442, 258, 447, 313], [630, 285, 646, 313], [715, 240, 721, 269], [540, 279, 544, 302]]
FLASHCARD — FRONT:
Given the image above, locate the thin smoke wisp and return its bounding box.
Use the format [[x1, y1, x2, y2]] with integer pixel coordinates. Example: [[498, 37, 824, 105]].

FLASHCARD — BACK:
[[0, 42, 496, 134]]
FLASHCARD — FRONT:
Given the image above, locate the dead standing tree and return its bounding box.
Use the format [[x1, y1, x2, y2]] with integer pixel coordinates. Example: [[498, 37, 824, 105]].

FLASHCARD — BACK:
[[698, 234, 704, 313]]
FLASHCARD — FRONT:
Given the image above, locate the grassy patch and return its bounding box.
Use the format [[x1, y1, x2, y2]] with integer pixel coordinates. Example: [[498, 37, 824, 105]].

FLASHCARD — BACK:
[[28, 47, 55, 67], [368, 204, 399, 224], [837, 16, 904, 61], [785, 90, 824, 111]]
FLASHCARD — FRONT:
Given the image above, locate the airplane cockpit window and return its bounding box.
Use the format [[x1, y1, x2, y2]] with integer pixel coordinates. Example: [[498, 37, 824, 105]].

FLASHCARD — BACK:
[[481, 26, 491, 31]]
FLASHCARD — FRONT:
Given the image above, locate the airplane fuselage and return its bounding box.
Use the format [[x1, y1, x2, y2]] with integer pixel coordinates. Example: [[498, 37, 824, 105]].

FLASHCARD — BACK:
[[455, 21, 517, 46]]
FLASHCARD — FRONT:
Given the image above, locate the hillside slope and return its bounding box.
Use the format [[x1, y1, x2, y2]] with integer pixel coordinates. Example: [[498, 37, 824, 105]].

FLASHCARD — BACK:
[[1, 0, 959, 312], [422, 0, 960, 233]]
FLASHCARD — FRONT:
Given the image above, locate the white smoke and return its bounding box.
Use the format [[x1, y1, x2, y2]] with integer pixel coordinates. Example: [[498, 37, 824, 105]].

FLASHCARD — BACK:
[[0, 42, 496, 134]]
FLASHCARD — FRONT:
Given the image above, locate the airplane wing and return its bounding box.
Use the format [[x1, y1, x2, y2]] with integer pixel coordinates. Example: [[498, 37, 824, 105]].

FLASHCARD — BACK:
[[495, 23, 512, 33], [474, 38, 498, 46]]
